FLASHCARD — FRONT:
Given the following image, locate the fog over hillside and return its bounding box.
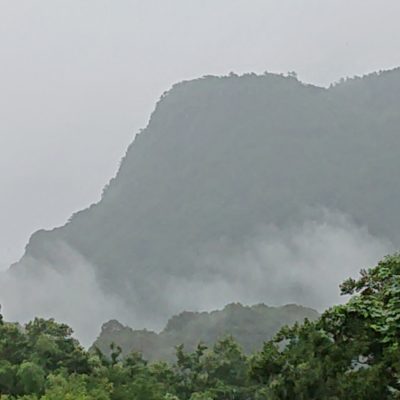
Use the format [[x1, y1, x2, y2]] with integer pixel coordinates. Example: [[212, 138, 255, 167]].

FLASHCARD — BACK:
[[1, 70, 399, 344]]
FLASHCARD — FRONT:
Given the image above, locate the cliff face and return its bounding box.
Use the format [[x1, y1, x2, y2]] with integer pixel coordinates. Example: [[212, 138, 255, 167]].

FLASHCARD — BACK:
[[10, 70, 400, 327]]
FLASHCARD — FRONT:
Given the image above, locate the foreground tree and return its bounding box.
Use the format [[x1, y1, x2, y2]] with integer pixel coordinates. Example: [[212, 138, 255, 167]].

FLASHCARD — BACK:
[[250, 254, 400, 399]]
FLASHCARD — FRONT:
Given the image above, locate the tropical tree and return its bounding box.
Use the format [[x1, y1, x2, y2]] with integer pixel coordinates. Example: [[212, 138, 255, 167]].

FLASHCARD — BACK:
[[250, 254, 400, 399]]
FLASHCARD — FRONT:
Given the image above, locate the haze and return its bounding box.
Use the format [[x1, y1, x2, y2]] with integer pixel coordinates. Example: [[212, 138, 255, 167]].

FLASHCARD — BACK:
[[1, 0, 400, 269]]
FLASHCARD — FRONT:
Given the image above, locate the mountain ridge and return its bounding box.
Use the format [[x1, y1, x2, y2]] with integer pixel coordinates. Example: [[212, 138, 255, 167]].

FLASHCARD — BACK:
[[7, 68, 400, 336], [92, 302, 319, 362]]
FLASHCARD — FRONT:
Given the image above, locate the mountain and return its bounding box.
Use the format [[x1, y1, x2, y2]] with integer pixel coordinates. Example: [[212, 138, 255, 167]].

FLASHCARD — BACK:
[[92, 303, 319, 362], [6, 68, 400, 333]]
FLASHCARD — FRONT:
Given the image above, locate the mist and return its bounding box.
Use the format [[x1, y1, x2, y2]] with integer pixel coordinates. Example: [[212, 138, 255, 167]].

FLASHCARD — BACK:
[[0, 243, 133, 347], [181, 210, 393, 313], [0, 209, 392, 346]]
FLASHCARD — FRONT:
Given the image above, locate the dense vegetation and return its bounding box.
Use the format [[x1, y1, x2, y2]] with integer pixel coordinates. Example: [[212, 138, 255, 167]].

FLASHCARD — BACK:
[[93, 303, 319, 362], [1, 254, 400, 399], [10, 68, 400, 326]]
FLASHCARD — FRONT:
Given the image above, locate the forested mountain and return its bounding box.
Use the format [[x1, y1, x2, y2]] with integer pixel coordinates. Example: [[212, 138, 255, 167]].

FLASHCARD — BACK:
[[7, 68, 400, 330], [92, 303, 319, 362]]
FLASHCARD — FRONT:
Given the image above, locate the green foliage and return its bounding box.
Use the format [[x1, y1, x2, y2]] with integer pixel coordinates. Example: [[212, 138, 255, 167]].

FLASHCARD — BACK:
[[16, 362, 45, 396], [1, 254, 400, 399], [0, 317, 91, 398], [173, 339, 253, 400], [250, 254, 400, 399], [40, 373, 111, 400], [25, 318, 90, 374], [0, 360, 15, 393]]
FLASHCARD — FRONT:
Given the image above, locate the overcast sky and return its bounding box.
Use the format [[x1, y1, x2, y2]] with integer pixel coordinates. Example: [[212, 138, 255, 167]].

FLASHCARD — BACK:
[[1, 0, 400, 270]]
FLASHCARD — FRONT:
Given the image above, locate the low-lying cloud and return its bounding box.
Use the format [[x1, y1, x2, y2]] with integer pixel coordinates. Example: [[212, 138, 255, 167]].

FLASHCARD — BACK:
[[165, 209, 393, 313], [0, 209, 393, 346], [0, 244, 132, 347]]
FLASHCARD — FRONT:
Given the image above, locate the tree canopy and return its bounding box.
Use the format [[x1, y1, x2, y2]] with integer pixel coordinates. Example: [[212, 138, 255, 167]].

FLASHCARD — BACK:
[[1, 254, 400, 399]]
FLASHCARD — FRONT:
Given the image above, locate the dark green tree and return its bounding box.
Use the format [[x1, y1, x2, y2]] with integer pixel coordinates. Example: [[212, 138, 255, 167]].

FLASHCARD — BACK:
[[250, 254, 400, 399]]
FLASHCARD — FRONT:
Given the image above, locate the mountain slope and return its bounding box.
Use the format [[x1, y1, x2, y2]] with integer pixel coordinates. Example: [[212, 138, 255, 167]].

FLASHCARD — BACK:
[[7, 69, 400, 333]]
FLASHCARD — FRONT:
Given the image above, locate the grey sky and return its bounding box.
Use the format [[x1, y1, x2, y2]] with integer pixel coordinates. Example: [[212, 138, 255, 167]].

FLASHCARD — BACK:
[[1, 0, 400, 269]]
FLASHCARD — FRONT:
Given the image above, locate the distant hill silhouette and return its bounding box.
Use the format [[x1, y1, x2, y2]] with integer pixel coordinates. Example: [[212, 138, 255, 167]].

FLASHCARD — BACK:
[[9, 68, 400, 330], [92, 303, 319, 362]]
